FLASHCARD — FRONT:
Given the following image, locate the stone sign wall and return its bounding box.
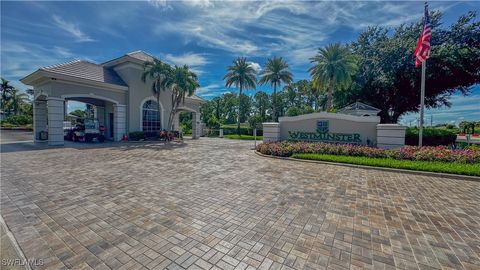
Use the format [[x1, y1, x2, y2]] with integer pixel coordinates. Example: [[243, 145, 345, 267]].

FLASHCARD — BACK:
[[263, 112, 407, 149], [279, 112, 380, 145]]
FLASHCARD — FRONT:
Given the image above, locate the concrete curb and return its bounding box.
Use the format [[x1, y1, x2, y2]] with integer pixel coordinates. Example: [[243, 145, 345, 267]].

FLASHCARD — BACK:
[[254, 151, 480, 182], [0, 215, 31, 270]]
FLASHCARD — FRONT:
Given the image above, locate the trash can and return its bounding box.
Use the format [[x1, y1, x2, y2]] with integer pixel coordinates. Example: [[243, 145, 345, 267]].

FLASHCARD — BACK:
[[39, 131, 48, 140]]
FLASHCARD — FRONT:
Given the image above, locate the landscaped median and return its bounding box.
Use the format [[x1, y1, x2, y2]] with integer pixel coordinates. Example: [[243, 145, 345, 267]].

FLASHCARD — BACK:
[[256, 141, 480, 176]]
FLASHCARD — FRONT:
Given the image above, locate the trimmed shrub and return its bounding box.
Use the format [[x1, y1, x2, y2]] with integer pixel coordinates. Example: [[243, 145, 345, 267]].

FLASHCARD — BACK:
[[405, 127, 457, 146], [1, 115, 33, 126], [256, 141, 480, 163], [129, 131, 145, 141]]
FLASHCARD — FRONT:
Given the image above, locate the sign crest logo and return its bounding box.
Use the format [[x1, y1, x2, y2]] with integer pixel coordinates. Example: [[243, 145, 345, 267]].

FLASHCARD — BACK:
[[316, 120, 329, 133]]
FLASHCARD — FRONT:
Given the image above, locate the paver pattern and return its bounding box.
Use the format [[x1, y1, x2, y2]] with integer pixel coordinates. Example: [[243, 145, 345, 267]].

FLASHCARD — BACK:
[[1, 136, 480, 270]]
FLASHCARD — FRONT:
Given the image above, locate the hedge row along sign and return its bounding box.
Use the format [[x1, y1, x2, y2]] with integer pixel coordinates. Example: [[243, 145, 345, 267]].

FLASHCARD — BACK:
[[288, 120, 362, 143]]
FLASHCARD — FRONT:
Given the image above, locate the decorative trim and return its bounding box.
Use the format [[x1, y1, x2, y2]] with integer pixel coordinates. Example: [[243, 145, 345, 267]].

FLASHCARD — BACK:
[[279, 112, 380, 123]]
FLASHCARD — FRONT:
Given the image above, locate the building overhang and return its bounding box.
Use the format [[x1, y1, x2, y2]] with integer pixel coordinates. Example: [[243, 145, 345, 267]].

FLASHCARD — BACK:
[[21, 69, 129, 92]]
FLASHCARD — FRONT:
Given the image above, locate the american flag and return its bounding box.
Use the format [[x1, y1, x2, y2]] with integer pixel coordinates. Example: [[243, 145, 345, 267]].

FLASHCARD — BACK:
[[414, 2, 431, 68]]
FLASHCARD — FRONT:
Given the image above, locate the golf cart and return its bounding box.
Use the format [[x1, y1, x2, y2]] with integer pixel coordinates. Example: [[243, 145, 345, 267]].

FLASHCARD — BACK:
[[64, 119, 105, 142]]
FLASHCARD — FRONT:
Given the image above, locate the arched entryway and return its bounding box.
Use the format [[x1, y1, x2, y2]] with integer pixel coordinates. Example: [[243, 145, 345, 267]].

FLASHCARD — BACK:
[[33, 93, 126, 145], [173, 107, 201, 139]]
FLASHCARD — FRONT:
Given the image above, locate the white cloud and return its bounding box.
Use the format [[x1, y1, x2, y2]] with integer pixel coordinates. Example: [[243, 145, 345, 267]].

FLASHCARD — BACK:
[[164, 52, 209, 67], [248, 62, 262, 73], [0, 41, 83, 90], [163, 52, 210, 75], [148, 0, 173, 10], [52, 15, 95, 42], [151, 0, 455, 67], [196, 83, 221, 95]]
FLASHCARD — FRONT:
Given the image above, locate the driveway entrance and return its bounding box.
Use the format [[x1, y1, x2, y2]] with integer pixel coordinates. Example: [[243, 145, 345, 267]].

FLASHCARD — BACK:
[[1, 137, 479, 269]]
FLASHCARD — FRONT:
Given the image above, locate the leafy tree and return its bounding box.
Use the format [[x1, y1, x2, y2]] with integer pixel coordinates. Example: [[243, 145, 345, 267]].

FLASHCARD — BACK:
[[163, 65, 200, 130], [179, 112, 192, 134], [248, 115, 264, 129], [70, 109, 87, 118], [5, 89, 29, 115], [142, 59, 173, 130], [224, 57, 257, 134], [212, 96, 222, 121], [253, 91, 271, 121], [239, 93, 252, 123], [259, 57, 293, 122], [222, 93, 239, 124], [285, 105, 314, 117], [309, 43, 358, 111], [1, 78, 15, 112], [343, 11, 480, 123]]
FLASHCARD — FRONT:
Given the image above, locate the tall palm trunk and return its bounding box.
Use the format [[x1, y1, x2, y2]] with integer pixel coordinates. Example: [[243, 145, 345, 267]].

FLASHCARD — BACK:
[[237, 85, 243, 135], [272, 83, 277, 122], [326, 79, 334, 111], [157, 93, 162, 131]]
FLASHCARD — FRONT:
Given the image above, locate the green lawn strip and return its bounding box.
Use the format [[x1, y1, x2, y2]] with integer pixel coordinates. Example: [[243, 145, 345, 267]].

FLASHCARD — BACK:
[[291, 153, 480, 176], [220, 123, 250, 129], [224, 134, 263, 140]]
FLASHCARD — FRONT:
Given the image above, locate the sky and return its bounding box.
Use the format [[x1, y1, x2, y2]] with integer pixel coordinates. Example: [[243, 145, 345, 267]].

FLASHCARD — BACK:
[[1, 0, 478, 125]]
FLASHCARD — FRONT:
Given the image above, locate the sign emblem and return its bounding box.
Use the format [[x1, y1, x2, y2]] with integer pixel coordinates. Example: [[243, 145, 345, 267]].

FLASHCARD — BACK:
[[317, 120, 329, 133]]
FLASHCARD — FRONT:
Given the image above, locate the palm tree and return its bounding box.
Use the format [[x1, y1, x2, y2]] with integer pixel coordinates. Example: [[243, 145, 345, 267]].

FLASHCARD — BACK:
[[163, 65, 200, 130], [6, 89, 29, 115], [142, 59, 173, 131], [259, 57, 293, 122], [309, 43, 358, 111], [224, 57, 257, 134], [1, 78, 15, 111]]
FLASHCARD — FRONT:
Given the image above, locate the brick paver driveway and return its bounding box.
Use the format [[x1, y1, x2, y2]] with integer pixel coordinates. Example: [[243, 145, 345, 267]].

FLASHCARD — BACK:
[[1, 136, 480, 270]]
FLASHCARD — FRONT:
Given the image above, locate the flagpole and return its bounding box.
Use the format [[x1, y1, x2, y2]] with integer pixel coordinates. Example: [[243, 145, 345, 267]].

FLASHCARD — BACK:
[[419, 60, 426, 147]]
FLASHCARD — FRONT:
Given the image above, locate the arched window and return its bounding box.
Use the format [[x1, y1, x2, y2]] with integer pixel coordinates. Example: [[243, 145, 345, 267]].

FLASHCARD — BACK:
[[142, 100, 161, 132]]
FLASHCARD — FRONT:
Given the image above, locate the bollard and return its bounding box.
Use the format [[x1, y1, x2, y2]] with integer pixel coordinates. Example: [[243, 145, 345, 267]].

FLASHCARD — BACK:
[[219, 129, 224, 138]]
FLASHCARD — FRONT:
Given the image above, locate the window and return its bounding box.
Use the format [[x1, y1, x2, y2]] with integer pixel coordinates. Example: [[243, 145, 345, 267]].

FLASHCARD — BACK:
[[142, 100, 161, 132]]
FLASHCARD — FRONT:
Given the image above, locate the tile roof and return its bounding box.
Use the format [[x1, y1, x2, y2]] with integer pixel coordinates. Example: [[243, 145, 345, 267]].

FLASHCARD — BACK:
[[126, 51, 156, 62], [41, 60, 127, 86]]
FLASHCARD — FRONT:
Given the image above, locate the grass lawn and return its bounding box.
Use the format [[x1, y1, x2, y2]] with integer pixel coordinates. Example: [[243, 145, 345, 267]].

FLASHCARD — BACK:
[[224, 134, 263, 140], [291, 153, 480, 176], [220, 123, 251, 129]]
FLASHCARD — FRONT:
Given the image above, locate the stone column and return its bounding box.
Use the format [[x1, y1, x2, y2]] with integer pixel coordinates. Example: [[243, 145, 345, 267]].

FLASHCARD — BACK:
[[97, 106, 105, 127], [376, 124, 407, 149], [191, 112, 201, 139], [47, 97, 65, 146], [33, 100, 48, 142], [262, 122, 280, 143], [113, 104, 127, 141]]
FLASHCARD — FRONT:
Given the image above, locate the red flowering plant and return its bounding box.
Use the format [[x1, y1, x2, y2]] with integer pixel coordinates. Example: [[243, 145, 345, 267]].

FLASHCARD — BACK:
[[256, 142, 480, 163]]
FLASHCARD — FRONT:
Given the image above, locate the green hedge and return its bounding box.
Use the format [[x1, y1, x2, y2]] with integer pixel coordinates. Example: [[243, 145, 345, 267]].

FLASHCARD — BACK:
[[221, 127, 263, 136], [224, 134, 263, 140], [129, 131, 145, 141], [292, 153, 480, 176], [1, 115, 33, 126], [405, 127, 457, 146]]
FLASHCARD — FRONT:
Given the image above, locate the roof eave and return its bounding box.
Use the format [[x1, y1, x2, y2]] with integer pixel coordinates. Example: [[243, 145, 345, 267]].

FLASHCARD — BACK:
[[21, 70, 128, 91], [102, 55, 148, 68]]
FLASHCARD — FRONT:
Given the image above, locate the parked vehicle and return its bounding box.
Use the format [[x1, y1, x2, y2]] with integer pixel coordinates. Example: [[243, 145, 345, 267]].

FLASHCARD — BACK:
[[64, 119, 105, 142]]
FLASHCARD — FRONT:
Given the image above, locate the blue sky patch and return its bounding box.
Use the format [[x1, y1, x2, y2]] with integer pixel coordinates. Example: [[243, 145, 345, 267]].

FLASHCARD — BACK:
[[1, 0, 478, 125]]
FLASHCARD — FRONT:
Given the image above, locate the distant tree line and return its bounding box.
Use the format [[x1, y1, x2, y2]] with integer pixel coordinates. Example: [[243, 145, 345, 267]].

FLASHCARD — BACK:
[[201, 11, 480, 133]]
